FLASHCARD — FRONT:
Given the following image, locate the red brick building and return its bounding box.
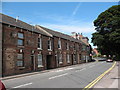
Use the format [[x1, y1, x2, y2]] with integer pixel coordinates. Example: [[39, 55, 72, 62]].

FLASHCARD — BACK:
[[71, 32, 92, 63], [0, 13, 91, 77]]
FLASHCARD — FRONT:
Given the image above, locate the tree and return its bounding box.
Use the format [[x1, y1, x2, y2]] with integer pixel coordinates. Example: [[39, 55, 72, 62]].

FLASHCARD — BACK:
[[92, 5, 120, 60]]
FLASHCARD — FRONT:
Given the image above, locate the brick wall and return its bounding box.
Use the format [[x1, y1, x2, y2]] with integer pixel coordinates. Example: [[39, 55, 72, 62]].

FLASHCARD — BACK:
[[2, 23, 88, 76]]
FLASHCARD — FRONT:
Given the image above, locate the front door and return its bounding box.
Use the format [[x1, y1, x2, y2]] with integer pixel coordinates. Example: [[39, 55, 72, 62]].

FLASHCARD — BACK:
[[46, 55, 52, 69], [71, 54, 74, 65], [31, 55, 35, 71]]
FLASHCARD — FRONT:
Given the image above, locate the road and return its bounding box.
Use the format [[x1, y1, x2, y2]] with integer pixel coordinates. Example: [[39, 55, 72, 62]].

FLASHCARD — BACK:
[[2, 61, 113, 89]]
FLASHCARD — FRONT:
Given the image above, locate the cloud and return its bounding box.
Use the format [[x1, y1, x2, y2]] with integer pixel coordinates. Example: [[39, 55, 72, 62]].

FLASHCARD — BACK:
[[41, 23, 96, 48], [41, 23, 95, 34], [72, 3, 81, 16]]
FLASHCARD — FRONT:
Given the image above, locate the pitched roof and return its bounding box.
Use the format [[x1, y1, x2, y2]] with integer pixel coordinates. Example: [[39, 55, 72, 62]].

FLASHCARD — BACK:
[[0, 13, 52, 37], [37, 25, 83, 43], [0, 13, 89, 45]]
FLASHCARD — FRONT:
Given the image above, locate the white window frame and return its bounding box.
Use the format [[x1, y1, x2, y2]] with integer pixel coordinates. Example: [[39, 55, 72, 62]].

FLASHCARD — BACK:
[[17, 53, 24, 67], [84, 55, 86, 60], [67, 54, 70, 63], [38, 54, 43, 67], [38, 38, 42, 50], [48, 40, 52, 50], [73, 54, 76, 63], [59, 54, 63, 64], [67, 43, 69, 50], [17, 32, 24, 46], [58, 39, 61, 49]]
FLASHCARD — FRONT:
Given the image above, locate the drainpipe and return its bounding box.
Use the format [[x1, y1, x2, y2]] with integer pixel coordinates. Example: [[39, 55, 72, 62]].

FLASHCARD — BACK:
[[0, 22, 2, 77]]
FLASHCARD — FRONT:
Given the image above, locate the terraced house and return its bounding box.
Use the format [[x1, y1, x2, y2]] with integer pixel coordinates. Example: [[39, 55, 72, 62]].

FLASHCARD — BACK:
[[0, 13, 92, 77]]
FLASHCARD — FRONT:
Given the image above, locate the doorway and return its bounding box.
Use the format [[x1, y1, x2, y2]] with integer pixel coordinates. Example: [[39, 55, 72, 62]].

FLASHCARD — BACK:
[[71, 54, 74, 65], [31, 55, 35, 71], [46, 55, 52, 69]]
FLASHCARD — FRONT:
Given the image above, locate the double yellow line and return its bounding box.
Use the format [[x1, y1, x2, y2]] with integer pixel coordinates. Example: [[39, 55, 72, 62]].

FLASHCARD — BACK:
[[83, 61, 116, 90]]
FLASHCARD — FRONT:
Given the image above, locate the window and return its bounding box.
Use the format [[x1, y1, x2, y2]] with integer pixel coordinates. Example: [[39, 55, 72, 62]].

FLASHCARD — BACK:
[[18, 33, 23, 38], [86, 56, 89, 60], [66, 43, 69, 50], [83, 55, 86, 60], [38, 38, 42, 49], [17, 54, 23, 59], [58, 39, 61, 49], [67, 54, 70, 63], [79, 44, 81, 50], [59, 54, 62, 64], [76, 44, 79, 50], [48, 40, 52, 50], [17, 53, 24, 67], [82, 45, 86, 51], [38, 54, 43, 67], [17, 61, 23, 67], [18, 32, 24, 46], [73, 54, 76, 62], [87, 46, 90, 51], [73, 44, 75, 50]]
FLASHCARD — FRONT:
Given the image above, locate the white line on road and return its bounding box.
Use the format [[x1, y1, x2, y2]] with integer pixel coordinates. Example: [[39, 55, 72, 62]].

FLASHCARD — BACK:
[[56, 70, 64, 72], [51, 67, 74, 72], [75, 68, 86, 72], [49, 73, 68, 80], [89, 65, 95, 68], [64, 68, 73, 70], [13, 82, 32, 88]]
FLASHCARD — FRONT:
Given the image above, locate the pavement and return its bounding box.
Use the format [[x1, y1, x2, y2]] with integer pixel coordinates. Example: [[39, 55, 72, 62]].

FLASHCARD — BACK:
[[2, 61, 115, 89], [93, 61, 120, 89]]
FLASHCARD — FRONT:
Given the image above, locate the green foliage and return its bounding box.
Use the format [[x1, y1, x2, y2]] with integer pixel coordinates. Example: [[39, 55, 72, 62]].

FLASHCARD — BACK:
[[92, 5, 120, 60]]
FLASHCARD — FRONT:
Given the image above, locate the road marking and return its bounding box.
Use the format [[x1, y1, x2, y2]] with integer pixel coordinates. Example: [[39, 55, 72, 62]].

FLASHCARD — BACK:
[[49, 73, 68, 80], [53, 67, 74, 72], [83, 61, 116, 90], [75, 68, 86, 72], [64, 68, 73, 70], [13, 82, 32, 88], [81, 68, 86, 71], [56, 70, 64, 72], [89, 65, 95, 68]]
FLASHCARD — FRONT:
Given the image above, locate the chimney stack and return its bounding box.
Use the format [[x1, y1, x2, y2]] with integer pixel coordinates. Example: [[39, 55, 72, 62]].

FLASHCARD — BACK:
[[16, 16, 19, 22]]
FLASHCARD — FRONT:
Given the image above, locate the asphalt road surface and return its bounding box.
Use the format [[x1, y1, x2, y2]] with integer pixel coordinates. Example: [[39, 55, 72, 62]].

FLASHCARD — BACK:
[[3, 61, 113, 89]]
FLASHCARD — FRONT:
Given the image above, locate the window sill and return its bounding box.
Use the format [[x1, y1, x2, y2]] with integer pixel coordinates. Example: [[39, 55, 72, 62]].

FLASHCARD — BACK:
[[37, 48, 42, 50], [59, 62, 63, 64], [38, 65, 44, 68], [58, 48, 61, 50], [48, 49, 52, 51], [67, 61, 70, 63], [18, 67, 25, 70]]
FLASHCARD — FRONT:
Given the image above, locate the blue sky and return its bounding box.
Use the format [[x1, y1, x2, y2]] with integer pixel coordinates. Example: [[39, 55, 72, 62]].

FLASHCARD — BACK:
[[2, 2, 118, 47]]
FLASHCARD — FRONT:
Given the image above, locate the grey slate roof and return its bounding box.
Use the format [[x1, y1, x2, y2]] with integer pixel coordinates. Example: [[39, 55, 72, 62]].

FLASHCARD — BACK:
[[38, 25, 83, 43], [0, 13, 51, 37]]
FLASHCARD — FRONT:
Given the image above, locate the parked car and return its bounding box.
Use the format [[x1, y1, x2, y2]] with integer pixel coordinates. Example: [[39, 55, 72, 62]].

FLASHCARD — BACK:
[[0, 80, 6, 90], [106, 59, 113, 62]]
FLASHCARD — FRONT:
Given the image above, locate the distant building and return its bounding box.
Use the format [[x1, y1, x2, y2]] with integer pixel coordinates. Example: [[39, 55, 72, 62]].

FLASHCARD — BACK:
[[71, 32, 92, 62]]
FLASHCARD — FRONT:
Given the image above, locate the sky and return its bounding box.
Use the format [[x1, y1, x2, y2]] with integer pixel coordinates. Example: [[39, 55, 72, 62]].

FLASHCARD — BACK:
[[2, 2, 118, 48]]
